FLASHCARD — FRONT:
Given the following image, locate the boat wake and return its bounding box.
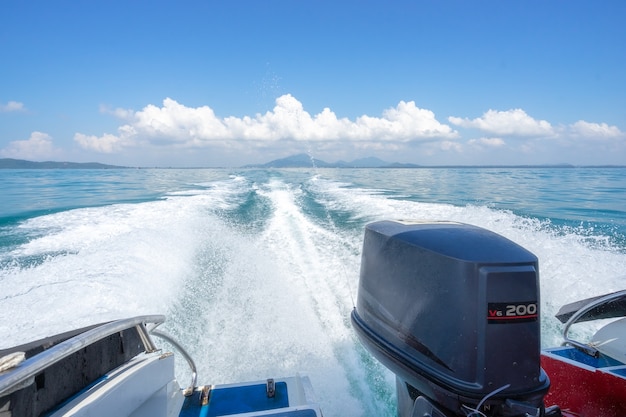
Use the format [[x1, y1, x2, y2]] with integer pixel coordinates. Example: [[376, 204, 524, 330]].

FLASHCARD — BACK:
[[1, 170, 625, 417]]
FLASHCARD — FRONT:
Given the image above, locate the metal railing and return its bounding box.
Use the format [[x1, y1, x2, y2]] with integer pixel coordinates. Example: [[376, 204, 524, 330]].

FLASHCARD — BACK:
[[563, 290, 626, 357], [151, 329, 198, 396], [0, 315, 166, 396]]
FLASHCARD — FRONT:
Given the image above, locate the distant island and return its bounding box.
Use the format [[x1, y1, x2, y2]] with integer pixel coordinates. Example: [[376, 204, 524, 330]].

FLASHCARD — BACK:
[[244, 153, 420, 168], [2, 156, 622, 170], [0, 158, 127, 169], [242, 155, 626, 169], [0, 155, 420, 169], [242, 154, 611, 169]]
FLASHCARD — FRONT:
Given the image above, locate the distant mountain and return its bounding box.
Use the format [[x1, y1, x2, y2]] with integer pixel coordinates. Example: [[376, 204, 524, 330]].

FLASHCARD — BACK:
[[0, 158, 127, 169], [343, 157, 388, 168], [245, 154, 420, 168], [245, 153, 333, 168]]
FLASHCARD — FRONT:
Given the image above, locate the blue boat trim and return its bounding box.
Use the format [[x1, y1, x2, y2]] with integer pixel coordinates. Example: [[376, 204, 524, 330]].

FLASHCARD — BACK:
[[254, 410, 318, 417], [544, 346, 622, 368], [180, 382, 289, 417]]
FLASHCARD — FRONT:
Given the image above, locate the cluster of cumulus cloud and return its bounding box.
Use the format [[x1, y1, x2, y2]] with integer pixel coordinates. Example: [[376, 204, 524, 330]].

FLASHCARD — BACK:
[[73, 94, 460, 154], [72, 94, 623, 155], [2, 94, 624, 163]]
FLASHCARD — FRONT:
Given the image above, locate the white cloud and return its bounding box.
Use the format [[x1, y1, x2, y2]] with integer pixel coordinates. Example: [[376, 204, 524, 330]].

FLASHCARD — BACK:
[[75, 95, 458, 153], [569, 120, 623, 139], [439, 140, 463, 152], [0, 101, 26, 112], [449, 109, 625, 161], [74, 133, 127, 153], [449, 109, 554, 137], [355, 100, 458, 141], [468, 137, 506, 148], [0, 131, 60, 159], [70, 97, 626, 165], [99, 104, 135, 120]]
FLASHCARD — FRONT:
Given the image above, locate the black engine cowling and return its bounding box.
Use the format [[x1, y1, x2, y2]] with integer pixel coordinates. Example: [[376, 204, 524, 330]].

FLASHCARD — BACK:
[[351, 220, 550, 417]]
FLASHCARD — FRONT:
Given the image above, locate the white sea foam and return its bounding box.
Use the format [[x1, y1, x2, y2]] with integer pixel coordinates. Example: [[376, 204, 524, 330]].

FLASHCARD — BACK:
[[309, 176, 626, 349], [0, 196, 208, 347], [1, 171, 625, 417]]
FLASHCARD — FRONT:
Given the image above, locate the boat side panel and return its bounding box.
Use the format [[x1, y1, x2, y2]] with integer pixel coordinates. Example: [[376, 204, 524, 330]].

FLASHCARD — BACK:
[[0, 327, 144, 417], [50, 353, 178, 417], [541, 350, 626, 417]]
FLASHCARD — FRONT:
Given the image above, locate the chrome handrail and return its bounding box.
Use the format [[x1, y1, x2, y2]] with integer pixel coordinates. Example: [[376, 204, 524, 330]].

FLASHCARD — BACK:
[[150, 329, 198, 396], [563, 290, 626, 357], [0, 315, 165, 396]]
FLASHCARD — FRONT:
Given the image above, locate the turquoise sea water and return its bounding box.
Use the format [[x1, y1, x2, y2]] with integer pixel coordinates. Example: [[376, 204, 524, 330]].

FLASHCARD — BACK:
[[1, 167, 625, 416]]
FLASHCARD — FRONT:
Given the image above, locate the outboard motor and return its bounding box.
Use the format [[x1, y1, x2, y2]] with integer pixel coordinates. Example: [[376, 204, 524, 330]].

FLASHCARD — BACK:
[[351, 220, 552, 417]]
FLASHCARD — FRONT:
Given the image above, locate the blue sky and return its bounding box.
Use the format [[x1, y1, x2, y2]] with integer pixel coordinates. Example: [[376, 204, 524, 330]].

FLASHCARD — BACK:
[[1, 1, 625, 167]]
